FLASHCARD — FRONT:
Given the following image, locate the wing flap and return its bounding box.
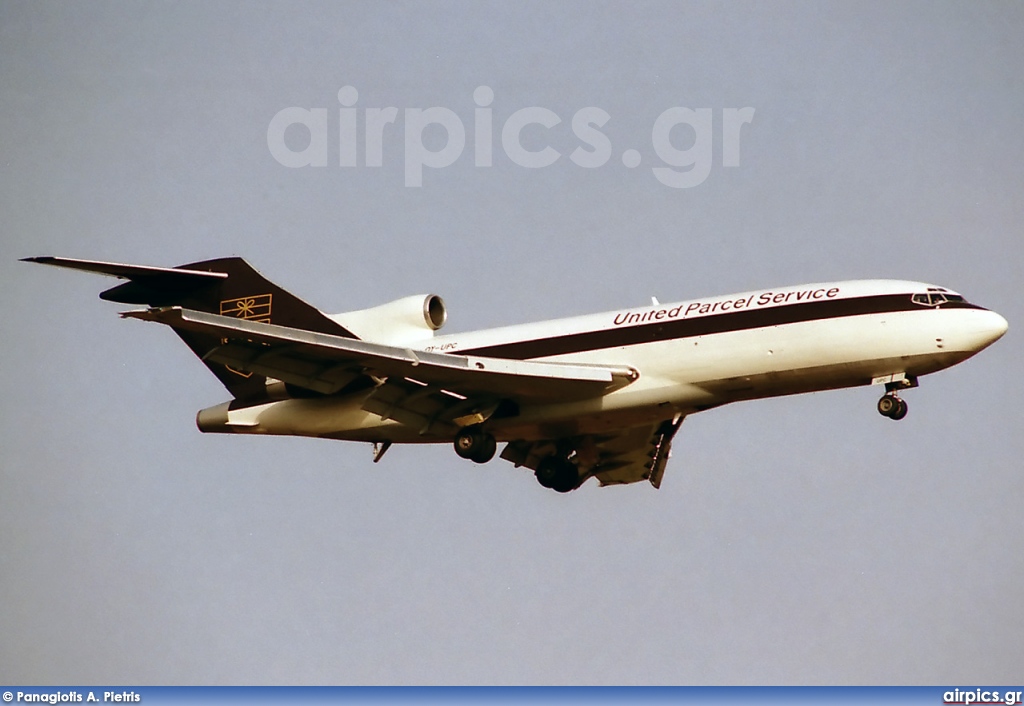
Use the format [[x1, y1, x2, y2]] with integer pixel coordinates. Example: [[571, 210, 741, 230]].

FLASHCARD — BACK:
[[122, 306, 638, 403], [201, 342, 364, 395], [358, 378, 497, 436], [591, 416, 684, 488], [500, 415, 685, 488]]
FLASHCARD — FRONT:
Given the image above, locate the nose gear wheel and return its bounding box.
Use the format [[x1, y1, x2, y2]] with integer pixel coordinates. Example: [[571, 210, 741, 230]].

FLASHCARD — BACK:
[[877, 394, 908, 420]]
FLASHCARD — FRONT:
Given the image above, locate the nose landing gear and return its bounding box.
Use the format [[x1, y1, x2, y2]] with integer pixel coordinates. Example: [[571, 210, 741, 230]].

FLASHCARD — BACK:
[[877, 393, 908, 420], [875, 374, 916, 421]]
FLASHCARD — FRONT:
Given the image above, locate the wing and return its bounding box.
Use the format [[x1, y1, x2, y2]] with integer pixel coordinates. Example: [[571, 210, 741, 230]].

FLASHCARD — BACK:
[[500, 415, 685, 488], [122, 306, 638, 406], [120, 306, 679, 488]]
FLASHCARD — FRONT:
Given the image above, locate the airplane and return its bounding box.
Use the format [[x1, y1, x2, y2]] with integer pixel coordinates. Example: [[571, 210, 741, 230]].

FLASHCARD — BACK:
[[23, 255, 1008, 493]]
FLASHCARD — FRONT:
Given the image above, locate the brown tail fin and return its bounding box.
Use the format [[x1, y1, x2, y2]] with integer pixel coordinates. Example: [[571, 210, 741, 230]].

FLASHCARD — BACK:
[[106, 257, 356, 401], [25, 256, 355, 401]]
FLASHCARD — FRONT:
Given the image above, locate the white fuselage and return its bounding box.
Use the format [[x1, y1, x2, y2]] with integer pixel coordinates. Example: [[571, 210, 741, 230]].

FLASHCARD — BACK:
[[205, 279, 1008, 443]]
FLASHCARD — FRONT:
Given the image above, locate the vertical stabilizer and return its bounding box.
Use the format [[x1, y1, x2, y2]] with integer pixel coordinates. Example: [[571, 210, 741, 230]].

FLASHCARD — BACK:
[[25, 256, 356, 401]]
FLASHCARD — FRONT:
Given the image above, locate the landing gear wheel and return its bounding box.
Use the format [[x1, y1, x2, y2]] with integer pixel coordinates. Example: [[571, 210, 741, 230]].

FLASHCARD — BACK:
[[471, 434, 497, 463], [877, 395, 897, 417], [454, 427, 497, 463], [877, 394, 908, 420], [535, 457, 579, 493], [534, 457, 558, 489]]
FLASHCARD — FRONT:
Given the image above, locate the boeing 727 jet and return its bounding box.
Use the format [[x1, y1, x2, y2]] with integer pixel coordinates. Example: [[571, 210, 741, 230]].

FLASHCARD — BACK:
[[24, 256, 1008, 492]]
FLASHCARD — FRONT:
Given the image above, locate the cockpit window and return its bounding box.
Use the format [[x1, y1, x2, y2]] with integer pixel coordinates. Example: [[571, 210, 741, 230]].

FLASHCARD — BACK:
[[912, 291, 966, 306]]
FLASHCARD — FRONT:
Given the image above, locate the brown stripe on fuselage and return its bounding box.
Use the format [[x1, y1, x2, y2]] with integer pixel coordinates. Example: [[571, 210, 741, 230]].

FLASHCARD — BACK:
[[460, 295, 983, 361]]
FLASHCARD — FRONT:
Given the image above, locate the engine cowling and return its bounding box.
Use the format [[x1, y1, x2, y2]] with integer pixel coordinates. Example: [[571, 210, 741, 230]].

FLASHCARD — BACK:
[[328, 294, 447, 345]]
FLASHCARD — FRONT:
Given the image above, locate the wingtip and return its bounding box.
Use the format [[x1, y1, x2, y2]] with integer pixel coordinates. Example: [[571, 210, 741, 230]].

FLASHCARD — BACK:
[[120, 307, 155, 318]]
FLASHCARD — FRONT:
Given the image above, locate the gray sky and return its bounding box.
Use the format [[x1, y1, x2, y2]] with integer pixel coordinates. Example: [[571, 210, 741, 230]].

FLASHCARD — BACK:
[[2, 0, 1022, 685]]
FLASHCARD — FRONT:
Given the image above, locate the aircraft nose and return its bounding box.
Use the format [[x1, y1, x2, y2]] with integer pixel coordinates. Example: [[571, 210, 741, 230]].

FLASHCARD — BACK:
[[973, 309, 1009, 348]]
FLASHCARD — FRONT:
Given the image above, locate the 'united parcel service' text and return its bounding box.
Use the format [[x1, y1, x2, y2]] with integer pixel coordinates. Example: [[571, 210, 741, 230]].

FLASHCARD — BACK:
[[612, 287, 841, 326]]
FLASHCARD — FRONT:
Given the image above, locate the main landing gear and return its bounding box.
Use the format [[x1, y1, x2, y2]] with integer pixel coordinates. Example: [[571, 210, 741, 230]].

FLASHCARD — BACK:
[[453, 427, 581, 493], [534, 456, 580, 494], [453, 426, 497, 464]]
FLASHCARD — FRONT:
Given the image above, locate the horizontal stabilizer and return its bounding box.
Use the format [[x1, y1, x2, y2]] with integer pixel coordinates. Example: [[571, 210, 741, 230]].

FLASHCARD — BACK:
[[21, 256, 229, 304], [20, 255, 228, 281]]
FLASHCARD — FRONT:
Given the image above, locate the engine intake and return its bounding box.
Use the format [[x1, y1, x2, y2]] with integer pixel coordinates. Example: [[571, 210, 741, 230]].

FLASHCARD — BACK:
[[423, 294, 447, 330]]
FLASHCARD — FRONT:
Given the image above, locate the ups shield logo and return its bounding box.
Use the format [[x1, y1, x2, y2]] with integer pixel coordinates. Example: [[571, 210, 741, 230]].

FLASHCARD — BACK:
[[220, 294, 272, 322], [219, 294, 272, 376]]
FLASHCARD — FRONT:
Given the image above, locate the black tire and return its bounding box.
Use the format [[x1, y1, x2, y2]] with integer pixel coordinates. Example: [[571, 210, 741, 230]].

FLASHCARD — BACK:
[[535, 457, 560, 488], [877, 395, 897, 417], [551, 467, 579, 493], [891, 398, 908, 420], [471, 434, 497, 463], [535, 457, 579, 493], [454, 428, 483, 460]]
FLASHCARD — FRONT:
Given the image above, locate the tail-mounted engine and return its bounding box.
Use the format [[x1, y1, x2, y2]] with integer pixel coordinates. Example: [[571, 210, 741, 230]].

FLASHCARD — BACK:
[[328, 294, 447, 345]]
